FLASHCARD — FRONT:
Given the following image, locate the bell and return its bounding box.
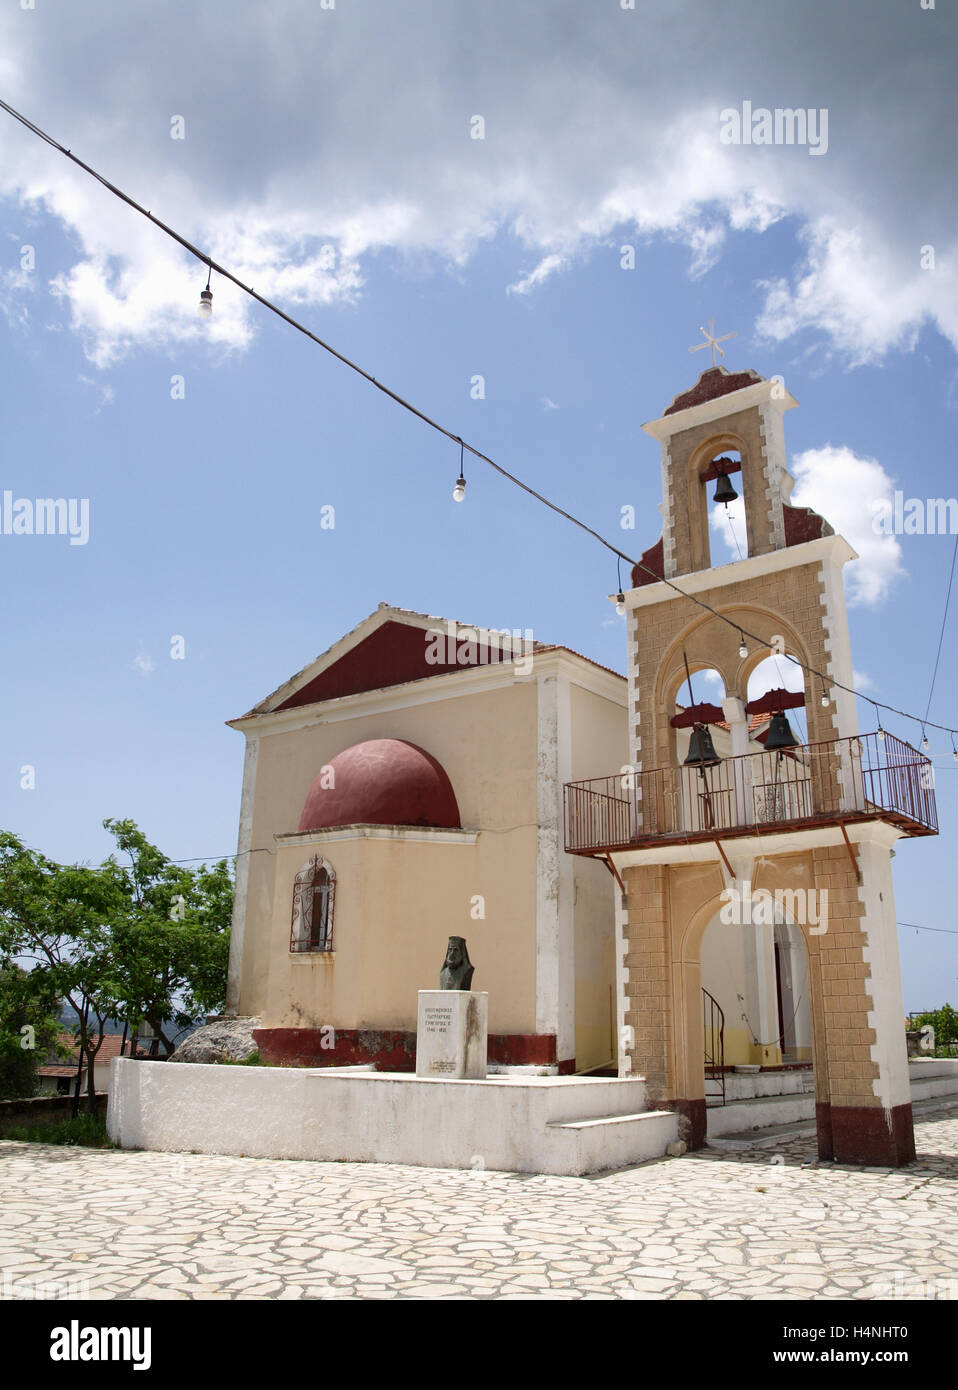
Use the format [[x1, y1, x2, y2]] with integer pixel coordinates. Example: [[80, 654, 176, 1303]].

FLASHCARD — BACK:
[[713, 471, 738, 507], [765, 711, 799, 752], [684, 724, 721, 768]]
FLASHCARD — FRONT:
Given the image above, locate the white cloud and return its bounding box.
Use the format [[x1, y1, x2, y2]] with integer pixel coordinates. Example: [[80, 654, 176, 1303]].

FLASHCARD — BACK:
[[507, 254, 568, 297], [710, 445, 904, 606], [131, 647, 155, 676], [0, 1, 953, 368], [78, 374, 115, 412], [755, 219, 956, 367], [789, 445, 903, 605], [747, 654, 806, 701]]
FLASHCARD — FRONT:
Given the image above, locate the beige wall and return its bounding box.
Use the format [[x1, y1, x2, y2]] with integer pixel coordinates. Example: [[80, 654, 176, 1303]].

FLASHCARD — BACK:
[[236, 658, 632, 1065], [238, 679, 541, 1031], [262, 832, 537, 1035]]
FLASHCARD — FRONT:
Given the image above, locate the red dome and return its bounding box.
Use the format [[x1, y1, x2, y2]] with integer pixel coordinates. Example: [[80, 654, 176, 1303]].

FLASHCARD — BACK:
[[298, 739, 461, 832]]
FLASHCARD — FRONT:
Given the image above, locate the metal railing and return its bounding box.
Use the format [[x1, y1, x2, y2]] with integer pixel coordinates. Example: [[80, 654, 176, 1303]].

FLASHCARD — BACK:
[[564, 732, 937, 854], [703, 988, 726, 1106]]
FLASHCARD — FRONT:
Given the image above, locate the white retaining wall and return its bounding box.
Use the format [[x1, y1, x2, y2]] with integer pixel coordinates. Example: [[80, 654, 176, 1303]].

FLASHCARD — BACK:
[[107, 1058, 678, 1177]]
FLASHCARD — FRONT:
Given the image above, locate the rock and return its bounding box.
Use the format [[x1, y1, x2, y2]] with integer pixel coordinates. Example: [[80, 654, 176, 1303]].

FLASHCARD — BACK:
[[666, 1141, 687, 1158], [170, 1017, 261, 1065]]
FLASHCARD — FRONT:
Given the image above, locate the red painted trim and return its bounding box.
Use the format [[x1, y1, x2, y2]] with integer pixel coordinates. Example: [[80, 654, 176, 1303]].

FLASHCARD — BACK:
[[487, 1034, 556, 1067], [278, 621, 515, 710], [784, 502, 834, 546], [631, 535, 664, 588], [664, 366, 764, 416], [254, 1027, 417, 1071], [817, 1101, 915, 1166], [669, 1098, 707, 1150], [253, 1027, 567, 1072], [670, 702, 726, 729]]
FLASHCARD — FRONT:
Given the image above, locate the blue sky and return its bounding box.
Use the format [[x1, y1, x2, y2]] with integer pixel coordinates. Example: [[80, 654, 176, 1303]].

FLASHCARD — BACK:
[[0, 0, 956, 1008]]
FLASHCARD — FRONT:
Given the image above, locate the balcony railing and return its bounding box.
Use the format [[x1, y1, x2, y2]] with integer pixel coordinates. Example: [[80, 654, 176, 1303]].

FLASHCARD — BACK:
[[564, 732, 937, 855]]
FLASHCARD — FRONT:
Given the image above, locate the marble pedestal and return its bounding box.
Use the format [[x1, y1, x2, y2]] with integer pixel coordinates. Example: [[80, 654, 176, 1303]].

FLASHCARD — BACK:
[[415, 990, 488, 1079]]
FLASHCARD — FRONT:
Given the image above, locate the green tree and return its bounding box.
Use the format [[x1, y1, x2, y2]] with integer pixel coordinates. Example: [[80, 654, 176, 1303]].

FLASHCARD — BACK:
[[0, 822, 233, 1111], [910, 1003, 958, 1055], [0, 961, 63, 1099], [99, 818, 233, 1054]]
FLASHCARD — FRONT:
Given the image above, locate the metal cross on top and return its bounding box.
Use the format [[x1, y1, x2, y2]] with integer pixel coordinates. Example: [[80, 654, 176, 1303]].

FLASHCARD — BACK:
[[689, 319, 737, 367]]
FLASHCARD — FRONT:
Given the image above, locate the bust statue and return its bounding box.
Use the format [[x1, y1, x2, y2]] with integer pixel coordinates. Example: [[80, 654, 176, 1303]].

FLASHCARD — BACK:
[[439, 936, 475, 991]]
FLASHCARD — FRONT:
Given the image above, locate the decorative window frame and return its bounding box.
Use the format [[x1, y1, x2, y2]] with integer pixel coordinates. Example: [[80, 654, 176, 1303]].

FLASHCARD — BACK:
[[290, 854, 336, 954]]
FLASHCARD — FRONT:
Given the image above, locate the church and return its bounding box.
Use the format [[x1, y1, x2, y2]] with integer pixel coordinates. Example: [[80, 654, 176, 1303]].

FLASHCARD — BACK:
[[224, 362, 937, 1167]]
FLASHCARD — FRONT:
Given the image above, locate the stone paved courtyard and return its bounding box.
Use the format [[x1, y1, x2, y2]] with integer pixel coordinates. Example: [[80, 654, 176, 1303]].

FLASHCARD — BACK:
[[1, 1108, 957, 1301]]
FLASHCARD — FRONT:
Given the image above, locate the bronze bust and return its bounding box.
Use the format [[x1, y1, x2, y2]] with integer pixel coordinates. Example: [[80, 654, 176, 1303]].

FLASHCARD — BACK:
[[439, 936, 475, 991]]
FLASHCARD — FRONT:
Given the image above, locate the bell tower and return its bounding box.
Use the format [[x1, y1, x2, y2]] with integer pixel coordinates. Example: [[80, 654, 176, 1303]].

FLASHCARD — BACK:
[[564, 364, 937, 1166]]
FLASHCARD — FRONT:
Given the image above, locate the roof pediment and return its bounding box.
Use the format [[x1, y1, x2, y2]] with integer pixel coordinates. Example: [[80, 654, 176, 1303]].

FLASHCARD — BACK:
[[233, 605, 547, 720]]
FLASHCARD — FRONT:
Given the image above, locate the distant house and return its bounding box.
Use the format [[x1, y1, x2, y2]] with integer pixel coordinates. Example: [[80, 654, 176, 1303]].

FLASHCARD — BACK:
[[36, 1034, 145, 1096]]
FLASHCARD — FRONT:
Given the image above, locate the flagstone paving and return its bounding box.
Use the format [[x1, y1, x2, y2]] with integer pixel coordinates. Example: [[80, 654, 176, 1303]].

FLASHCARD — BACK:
[[1, 1108, 956, 1301]]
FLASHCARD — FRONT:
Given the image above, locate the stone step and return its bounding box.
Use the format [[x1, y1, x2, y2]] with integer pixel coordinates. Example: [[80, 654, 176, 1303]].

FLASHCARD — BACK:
[[722, 1070, 815, 1102], [908, 1059, 958, 1082], [708, 1092, 814, 1137], [911, 1076, 958, 1103], [707, 1095, 958, 1151], [547, 1109, 679, 1173]]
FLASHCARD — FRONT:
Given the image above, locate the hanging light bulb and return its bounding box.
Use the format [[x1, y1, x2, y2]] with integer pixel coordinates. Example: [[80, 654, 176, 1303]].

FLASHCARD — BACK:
[[952, 739, 957, 763], [922, 732, 930, 752], [453, 440, 466, 502], [877, 724, 886, 743], [198, 266, 213, 318], [738, 632, 747, 659], [821, 686, 830, 708], [615, 591, 626, 616]]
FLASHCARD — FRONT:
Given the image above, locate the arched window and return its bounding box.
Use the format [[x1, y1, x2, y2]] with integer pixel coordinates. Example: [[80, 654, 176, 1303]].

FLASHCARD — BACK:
[[290, 855, 336, 953]]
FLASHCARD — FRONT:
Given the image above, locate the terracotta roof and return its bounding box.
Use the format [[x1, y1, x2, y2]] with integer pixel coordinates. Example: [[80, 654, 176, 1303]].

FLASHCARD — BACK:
[[235, 604, 625, 719], [48, 1033, 143, 1064], [664, 366, 766, 417]]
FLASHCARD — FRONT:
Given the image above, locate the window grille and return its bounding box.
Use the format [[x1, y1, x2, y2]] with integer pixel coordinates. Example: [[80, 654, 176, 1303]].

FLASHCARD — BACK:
[[290, 855, 335, 953]]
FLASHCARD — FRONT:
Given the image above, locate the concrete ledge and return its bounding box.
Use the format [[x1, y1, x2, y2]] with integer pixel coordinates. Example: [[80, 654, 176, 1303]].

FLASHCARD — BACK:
[[106, 1059, 678, 1176], [0, 1093, 108, 1120]]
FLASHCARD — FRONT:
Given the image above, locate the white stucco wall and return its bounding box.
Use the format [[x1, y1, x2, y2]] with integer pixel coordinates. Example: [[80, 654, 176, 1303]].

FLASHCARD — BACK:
[[107, 1058, 677, 1177]]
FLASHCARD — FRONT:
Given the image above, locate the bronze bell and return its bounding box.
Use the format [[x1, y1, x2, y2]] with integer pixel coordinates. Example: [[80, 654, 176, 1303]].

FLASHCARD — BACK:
[[684, 723, 721, 768], [765, 711, 799, 752], [713, 471, 738, 507]]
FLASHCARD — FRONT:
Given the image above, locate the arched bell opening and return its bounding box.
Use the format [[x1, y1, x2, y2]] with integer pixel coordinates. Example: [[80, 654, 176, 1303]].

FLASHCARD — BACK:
[[686, 434, 748, 573], [670, 666, 731, 834]]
